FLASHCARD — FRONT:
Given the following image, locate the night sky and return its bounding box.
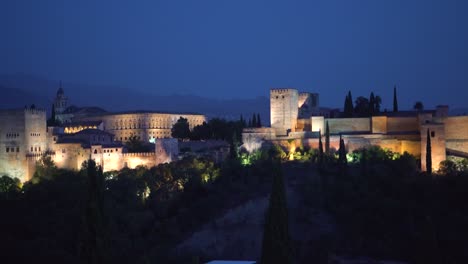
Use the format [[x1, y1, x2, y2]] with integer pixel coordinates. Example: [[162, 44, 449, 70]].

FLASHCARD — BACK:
[[1, 0, 467, 109]]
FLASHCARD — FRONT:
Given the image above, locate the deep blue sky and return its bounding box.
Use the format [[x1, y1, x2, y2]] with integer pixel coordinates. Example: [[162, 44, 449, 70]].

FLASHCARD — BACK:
[[1, 0, 467, 109]]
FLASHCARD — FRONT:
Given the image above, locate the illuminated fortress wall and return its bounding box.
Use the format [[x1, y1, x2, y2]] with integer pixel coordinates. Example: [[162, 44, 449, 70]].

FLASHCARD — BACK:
[[0, 108, 47, 182], [77, 112, 205, 142], [242, 88, 468, 172], [270, 89, 299, 136]]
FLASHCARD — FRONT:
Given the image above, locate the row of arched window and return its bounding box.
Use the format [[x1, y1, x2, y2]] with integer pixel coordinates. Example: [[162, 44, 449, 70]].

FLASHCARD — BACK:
[[6, 133, 19, 138]]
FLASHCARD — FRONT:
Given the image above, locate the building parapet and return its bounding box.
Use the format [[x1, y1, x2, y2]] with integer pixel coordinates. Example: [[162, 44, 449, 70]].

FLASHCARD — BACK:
[[122, 152, 156, 157]]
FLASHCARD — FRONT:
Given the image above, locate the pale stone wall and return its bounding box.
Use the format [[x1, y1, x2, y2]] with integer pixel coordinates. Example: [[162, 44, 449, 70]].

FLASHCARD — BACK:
[[155, 138, 178, 164], [52, 143, 87, 171], [387, 117, 419, 133], [326, 118, 371, 134], [371, 116, 387, 134], [0, 109, 47, 182], [421, 124, 446, 171], [296, 118, 311, 132], [77, 112, 206, 142], [311, 116, 324, 132], [270, 89, 299, 136], [444, 116, 468, 140], [446, 140, 468, 153], [122, 153, 157, 169]]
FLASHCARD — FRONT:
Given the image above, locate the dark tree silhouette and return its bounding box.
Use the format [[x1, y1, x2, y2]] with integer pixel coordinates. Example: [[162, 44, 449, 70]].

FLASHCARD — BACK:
[[252, 114, 257, 128], [338, 134, 347, 165], [354, 96, 370, 117], [426, 128, 432, 175], [344, 91, 354, 117], [260, 164, 294, 264], [78, 159, 108, 264], [257, 113, 262, 127], [369, 92, 375, 115], [171, 117, 191, 140], [375, 95, 382, 113], [318, 129, 324, 165], [393, 85, 398, 112], [325, 121, 330, 154], [414, 101, 424, 112]]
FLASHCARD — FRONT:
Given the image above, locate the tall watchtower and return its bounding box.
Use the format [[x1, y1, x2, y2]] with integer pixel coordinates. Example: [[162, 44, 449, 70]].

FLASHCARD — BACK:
[[270, 88, 299, 136], [53, 82, 68, 122]]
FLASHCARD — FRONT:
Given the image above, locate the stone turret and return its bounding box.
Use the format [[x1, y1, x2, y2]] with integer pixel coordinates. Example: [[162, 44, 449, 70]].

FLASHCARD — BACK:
[[270, 88, 299, 136], [53, 82, 68, 122]]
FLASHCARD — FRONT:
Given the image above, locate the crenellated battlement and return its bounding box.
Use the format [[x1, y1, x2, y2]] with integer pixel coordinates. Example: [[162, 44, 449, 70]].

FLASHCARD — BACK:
[[270, 88, 298, 94], [122, 152, 156, 157], [24, 108, 46, 115]]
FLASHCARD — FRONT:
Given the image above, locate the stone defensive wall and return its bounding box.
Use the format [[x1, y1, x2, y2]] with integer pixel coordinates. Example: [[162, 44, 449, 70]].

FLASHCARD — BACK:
[[326, 118, 371, 134], [444, 116, 468, 140], [242, 127, 276, 142], [122, 152, 158, 169], [296, 118, 311, 131], [271, 135, 421, 157], [387, 117, 419, 133]]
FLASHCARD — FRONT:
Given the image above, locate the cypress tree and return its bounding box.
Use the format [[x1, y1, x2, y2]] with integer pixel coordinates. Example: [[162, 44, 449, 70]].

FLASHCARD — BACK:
[[51, 103, 56, 123], [257, 113, 262, 127], [78, 159, 108, 264], [325, 121, 330, 154], [338, 134, 347, 165], [240, 114, 245, 128], [318, 129, 324, 165], [347, 91, 354, 116], [426, 128, 432, 175], [252, 114, 257, 128], [369, 92, 375, 116], [393, 85, 398, 112], [260, 164, 294, 264], [248, 118, 252, 128]]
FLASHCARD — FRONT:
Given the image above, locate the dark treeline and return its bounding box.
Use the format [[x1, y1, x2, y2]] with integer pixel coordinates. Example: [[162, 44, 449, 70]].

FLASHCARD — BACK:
[[0, 149, 280, 264], [301, 146, 468, 263], [2, 143, 468, 263], [172, 113, 262, 142]]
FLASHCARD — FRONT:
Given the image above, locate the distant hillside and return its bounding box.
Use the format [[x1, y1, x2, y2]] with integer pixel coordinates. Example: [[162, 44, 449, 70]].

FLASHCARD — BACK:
[[0, 73, 269, 121]]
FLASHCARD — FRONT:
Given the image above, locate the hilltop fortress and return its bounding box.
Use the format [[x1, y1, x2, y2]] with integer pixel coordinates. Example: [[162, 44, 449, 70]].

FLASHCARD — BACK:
[[243, 88, 468, 171], [0, 87, 206, 182]]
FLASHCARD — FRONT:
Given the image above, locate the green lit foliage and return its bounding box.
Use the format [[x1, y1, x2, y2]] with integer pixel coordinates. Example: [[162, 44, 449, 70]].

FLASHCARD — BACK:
[[0, 175, 21, 198], [32, 154, 58, 183]]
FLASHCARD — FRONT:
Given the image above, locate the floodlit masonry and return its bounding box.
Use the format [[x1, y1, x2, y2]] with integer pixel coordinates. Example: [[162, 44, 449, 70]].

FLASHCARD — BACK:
[[0, 87, 205, 182], [243, 88, 468, 171]]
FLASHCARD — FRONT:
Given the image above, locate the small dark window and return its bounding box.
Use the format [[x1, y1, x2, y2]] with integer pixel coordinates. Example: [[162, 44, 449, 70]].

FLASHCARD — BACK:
[[6, 147, 9, 153], [94, 149, 98, 154], [31, 147, 33, 152], [39, 147, 41, 152], [276, 96, 278, 99], [16, 147, 19, 152], [282, 95, 285, 98], [431, 131, 435, 137]]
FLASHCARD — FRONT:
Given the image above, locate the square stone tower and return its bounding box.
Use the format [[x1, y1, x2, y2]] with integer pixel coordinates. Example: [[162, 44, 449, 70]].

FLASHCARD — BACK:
[[270, 88, 299, 136]]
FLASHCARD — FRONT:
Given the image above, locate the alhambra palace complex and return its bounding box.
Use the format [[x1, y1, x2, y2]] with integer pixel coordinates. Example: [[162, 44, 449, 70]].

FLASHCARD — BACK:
[[1, 87, 468, 182]]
